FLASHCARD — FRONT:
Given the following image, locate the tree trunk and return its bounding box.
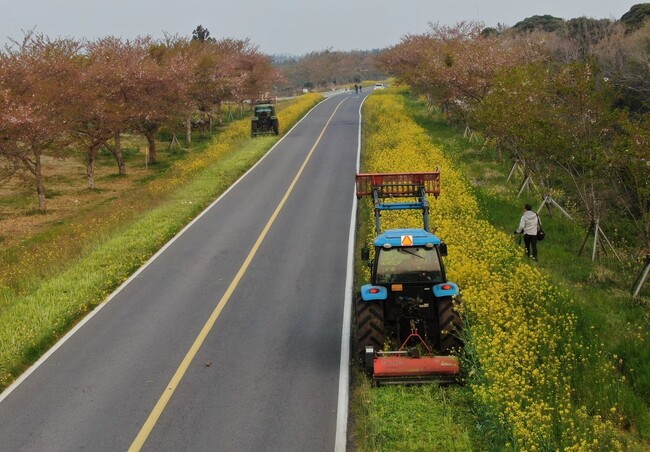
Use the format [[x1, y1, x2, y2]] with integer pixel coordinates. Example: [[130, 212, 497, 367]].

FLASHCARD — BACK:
[[20, 150, 48, 211], [216, 100, 223, 126], [86, 147, 97, 190], [185, 116, 192, 146], [113, 131, 126, 176], [26, 151, 47, 211], [145, 129, 157, 164]]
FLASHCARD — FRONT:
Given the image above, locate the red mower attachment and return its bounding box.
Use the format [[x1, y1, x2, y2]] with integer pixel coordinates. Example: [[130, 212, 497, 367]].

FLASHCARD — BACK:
[[363, 322, 461, 384], [371, 353, 460, 385]]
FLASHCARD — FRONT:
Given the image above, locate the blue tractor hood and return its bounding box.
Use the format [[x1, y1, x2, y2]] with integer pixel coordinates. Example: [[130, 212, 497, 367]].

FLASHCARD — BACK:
[[374, 228, 442, 248]]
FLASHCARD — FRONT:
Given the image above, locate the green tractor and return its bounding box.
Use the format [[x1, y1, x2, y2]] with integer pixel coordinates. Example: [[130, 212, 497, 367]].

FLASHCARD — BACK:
[[251, 99, 279, 137]]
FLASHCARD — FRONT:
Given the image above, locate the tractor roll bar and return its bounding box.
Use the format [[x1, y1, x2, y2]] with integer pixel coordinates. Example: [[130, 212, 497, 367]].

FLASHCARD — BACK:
[[355, 171, 441, 234], [355, 172, 440, 199]]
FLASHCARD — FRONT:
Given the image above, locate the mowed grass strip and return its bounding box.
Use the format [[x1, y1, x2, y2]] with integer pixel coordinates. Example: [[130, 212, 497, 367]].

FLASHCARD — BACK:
[[0, 94, 323, 389], [352, 373, 480, 451], [351, 92, 487, 451]]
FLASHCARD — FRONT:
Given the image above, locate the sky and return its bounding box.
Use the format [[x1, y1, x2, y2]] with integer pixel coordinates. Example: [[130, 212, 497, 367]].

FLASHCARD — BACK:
[[0, 0, 643, 55]]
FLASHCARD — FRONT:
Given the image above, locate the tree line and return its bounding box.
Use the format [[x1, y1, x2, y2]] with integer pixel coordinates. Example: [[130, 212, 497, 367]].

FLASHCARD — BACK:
[[0, 31, 280, 211], [274, 48, 386, 92], [379, 10, 650, 254]]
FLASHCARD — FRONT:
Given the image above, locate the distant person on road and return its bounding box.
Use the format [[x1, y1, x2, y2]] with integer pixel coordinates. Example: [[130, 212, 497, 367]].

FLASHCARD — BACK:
[[515, 203, 540, 260], [354, 83, 359, 94], [359, 85, 362, 93]]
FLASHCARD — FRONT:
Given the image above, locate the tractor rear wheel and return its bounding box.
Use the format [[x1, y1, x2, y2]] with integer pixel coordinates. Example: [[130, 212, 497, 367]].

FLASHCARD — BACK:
[[437, 296, 463, 354], [355, 298, 385, 364]]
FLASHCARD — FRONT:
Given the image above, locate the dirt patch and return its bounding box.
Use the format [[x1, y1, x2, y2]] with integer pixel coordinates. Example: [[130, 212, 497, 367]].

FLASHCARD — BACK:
[[0, 138, 169, 248]]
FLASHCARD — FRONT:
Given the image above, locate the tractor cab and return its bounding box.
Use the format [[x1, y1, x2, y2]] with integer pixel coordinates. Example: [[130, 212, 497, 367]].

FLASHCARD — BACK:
[[372, 229, 446, 284]]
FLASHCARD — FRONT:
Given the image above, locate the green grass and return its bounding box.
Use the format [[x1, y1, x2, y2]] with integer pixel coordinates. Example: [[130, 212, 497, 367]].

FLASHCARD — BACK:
[[0, 187, 34, 216], [352, 371, 486, 451]]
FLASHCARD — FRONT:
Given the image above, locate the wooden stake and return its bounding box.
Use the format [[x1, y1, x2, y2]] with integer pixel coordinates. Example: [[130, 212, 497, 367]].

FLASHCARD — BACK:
[[577, 220, 621, 261], [480, 137, 489, 151], [536, 195, 574, 221], [168, 134, 181, 152], [597, 224, 621, 262], [507, 160, 519, 183], [578, 221, 595, 257], [517, 175, 531, 197], [632, 256, 650, 298], [592, 219, 599, 261]]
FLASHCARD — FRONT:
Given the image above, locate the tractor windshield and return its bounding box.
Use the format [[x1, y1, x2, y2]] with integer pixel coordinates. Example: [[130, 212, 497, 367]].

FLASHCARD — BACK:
[[375, 247, 443, 283], [255, 106, 273, 115]]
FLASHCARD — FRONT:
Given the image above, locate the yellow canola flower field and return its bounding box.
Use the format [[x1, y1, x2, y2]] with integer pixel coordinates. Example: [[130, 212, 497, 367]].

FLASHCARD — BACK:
[[363, 92, 620, 450]]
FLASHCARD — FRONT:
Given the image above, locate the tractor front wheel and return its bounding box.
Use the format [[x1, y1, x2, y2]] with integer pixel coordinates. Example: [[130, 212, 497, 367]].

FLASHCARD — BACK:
[[437, 296, 463, 354], [355, 298, 385, 367]]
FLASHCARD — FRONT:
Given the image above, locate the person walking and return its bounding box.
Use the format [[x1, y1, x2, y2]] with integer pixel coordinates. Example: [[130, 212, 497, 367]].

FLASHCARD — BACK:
[[515, 203, 540, 260]]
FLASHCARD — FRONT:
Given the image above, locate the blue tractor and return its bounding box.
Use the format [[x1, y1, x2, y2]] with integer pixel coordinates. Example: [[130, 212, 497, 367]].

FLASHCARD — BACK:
[[355, 172, 463, 384]]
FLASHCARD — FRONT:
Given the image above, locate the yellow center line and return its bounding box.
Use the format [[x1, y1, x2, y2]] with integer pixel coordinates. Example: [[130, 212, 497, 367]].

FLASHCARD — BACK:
[[128, 96, 348, 451]]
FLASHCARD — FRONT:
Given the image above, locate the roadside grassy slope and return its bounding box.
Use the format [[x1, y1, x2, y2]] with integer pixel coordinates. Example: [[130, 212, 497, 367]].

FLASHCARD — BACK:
[[401, 93, 650, 446], [0, 93, 323, 390], [351, 88, 649, 450]]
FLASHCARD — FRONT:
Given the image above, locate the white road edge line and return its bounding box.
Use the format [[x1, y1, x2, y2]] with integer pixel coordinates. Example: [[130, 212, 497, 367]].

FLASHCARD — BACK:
[[0, 96, 331, 405], [334, 93, 368, 451]]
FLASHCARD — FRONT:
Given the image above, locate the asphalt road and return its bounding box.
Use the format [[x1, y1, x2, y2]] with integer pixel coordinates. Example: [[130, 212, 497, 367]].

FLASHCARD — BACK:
[[0, 90, 368, 451]]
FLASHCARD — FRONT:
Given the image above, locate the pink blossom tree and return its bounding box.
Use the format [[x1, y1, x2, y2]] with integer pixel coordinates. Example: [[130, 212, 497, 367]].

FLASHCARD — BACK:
[[0, 34, 81, 210]]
